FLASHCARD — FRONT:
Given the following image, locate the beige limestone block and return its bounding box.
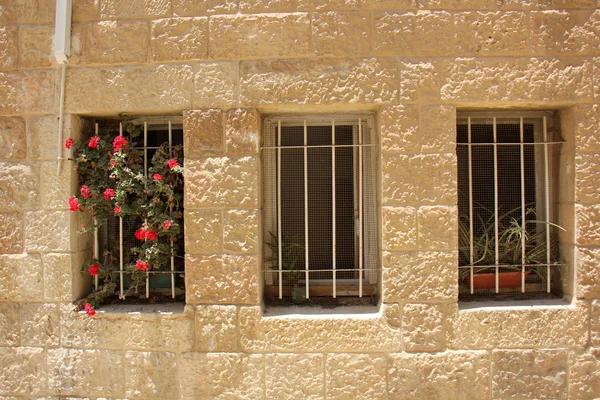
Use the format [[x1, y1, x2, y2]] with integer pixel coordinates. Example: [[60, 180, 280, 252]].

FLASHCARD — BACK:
[[0, 26, 18, 69], [381, 153, 456, 206], [0, 212, 23, 254], [183, 109, 223, 158], [27, 115, 73, 161], [417, 206, 457, 251], [179, 352, 264, 399], [42, 253, 72, 302], [40, 161, 74, 210], [18, 25, 53, 68], [532, 10, 600, 56], [25, 211, 70, 252], [576, 152, 600, 204], [210, 13, 311, 59], [447, 304, 588, 349], [59, 305, 130, 349], [382, 206, 418, 251], [225, 108, 260, 156], [184, 157, 258, 208], [47, 348, 125, 397], [20, 302, 59, 347], [575, 104, 600, 152], [100, 0, 171, 19], [326, 353, 388, 399], [0, 163, 38, 211], [456, 11, 530, 56], [312, 11, 371, 57], [0, 254, 43, 302], [384, 302, 402, 328], [576, 204, 600, 245], [595, 57, 600, 100], [66, 65, 193, 114], [125, 351, 178, 400], [151, 17, 209, 62], [389, 351, 490, 400], [265, 353, 324, 399], [124, 313, 194, 352], [240, 0, 296, 13], [0, 347, 47, 395], [185, 210, 222, 253], [195, 305, 238, 351], [440, 58, 593, 104], [363, 0, 416, 9], [383, 251, 457, 301], [240, 58, 398, 106], [402, 303, 445, 352], [239, 306, 402, 352], [399, 60, 442, 103], [72, 0, 101, 22], [592, 299, 600, 345], [223, 209, 258, 253], [374, 11, 454, 56], [84, 21, 150, 65], [419, 105, 456, 153], [0, 303, 19, 346], [193, 62, 238, 108], [0, 117, 25, 160], [492, 349, 567, 399], [0, 70, 54, 115], [569, 348, 600, 399], [173, 0, 238, 15], [186, 254, 260, 305], [297, 0, 360, 10], [381, 105, 420, 154], [0, 0, 55, 24]]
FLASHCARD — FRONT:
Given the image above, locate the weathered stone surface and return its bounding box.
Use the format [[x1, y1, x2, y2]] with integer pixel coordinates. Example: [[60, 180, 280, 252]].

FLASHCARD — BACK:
[[193, 62, 238, 108], [575, 104, 600, 151], [240, 0, 296, 13], [532, 10, 600, 56], [42, 253, 73, 302], [381, 153, 456, 206], [18, 25, 53, 68], [403, 303, 445, 352], [151, 18, 209, 62], [595, 57, 600, 99], [576, 152, 600, 204], [417, 206, 457, 251], [0, 117, 25, 160], [185, 210, 222, 253], [326, 353, 388, 399], [418, 0, 497, 9], [179, 353, 264, 399], [125, 351, 178, 400], [591, 299, 600, 346], [383, 251, 457, 301], [195, 305, 238, 352], [0, 254, 43, 302], [184, 157, 259, 208], [47, 348, 125, 397], [0, 27, 18, 69], [576, 204, 600, 245], [0, 348, 47, 395], [0, 70, 54, 115], [240, 58, 398, 105], [447, 303, 588, 349], [297, 0, 360, 10], [100, 0, 171, 19], [382, 206, 417, 251], [399, 60, 442, 103], [173, 0, 238, 15], [25, 211, 70, 252], [389, 351, 490, 400], [265, 353, 324, 399], [72, 0, 101, 22], [20, 303, 59, 347], [419, 105, 456, 153], [0, 0, 55, 24], [492, 349, 567, 399], [66, 65, 193, 114], [456, 11, 530, 55], [186, 254, 260, 305], [0, 163, 38, 211], [569, 348, 600, 399], [383, 302, 402, 328], [441, 58, 593, 104], [381, 105, 420, 154], [210, 13, 310, 59], [313, 11, 371, 57], [576, 247, 600, 299], [0, 303, 19, 346], [223, 209, 258, 253], [40, 161, 74, 210], [0, 213, 23, 254], [364, 0, 416, 9], [84, 21, 150, 65], [374, 11, 454, 56], [183, 109, 223, 158], [225, 108, 260, 156], [27, 115, 75, 161], [239, 306, 402, 352]]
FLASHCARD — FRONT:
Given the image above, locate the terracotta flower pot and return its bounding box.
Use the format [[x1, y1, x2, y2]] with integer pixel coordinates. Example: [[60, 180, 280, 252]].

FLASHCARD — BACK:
[[466, 270, 530, 290]]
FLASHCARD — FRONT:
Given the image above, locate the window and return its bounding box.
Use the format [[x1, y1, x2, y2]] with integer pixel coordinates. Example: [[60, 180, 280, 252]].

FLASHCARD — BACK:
[[261, 115, 379, 305], [456, 111, 564, 301]]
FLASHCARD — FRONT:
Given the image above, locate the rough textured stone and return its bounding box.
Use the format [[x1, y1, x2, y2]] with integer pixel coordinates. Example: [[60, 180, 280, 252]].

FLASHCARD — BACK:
[[195, 305, 238, 352], [20, 303, 59, 347], [0, 117, 25, 160], [492, 349, 567, 399], [173, 0, 238, 15], [100, 0, 171, 19], [417, 206, 457, 251], [569, 348, 600, 399], [40, 161, 74, 210], [364, 0, 416, 9], [326, 353, 388, 399], [223, 209, 259, 253], [0, 348, 47, 395], [239, 0, 296, 13], [447, 304, 589, 349], [374, 11, 454, 56], [0, 27, 17, 69], [72, 0, 101, 22], [185, 210, 222, 253], [0, 163, 38, 211], [402, 303, 445, 352], [383, 251, 457, 301], [84, 21, 150, 65], [186, 254, 260, 305], [575, 104, 600, 151], [18, 25, 53, 68], [42, 253, 73, 302], [125, 351, 178, 400], [381, 153, 456, 206], [193, 63, 238, 108], [0, 213, 23, 254], [0, 70, 54, 115], [532, 10, 600, 56], [27, 115, 74, 161], [240, 58, 398, 106], [382, 206, 417, 251], [389, 351, 490, 400], [313, 11, 371, 57], [591, 299, 600, 346], [0, 254, 43, 302], [0, 0, 55, 24], [381, 105, 420, 154], [0, 303, 19, 346], [239, 306, 402, 352], [576, 204, 600, 245], [575, 248, 600, 299], [384, 303, 402, 328], [297, 0, 360, 10], [399, 60, 442, 103], [183, 109, 223, 158], [576, 152, 600, 204], [25, 211, 70, 252], [184, 157, 259, 208], [179, 353, 264, 399], [225, 108, 260, 156], [265, 353, 324, 399], [419, 105, 456, 153], [151, 18, 209, 62], [210, 14, 310, 59]]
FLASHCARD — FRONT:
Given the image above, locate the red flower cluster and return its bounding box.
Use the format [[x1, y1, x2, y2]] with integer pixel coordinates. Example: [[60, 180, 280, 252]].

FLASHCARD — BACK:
[[68, 195, 80, 211], [114, 205, 121, 213], [134, 227, 158, 241], [88, 263, 100, 276], [153, 173, 162, 180], [103, 188, 115, 200], [110, 160, 117, 167], [135, 259, 149, 271], [113, 135, 127, 152], [80, 185, 90, 198], [147, 230, 158, 240], [88, 136, 100, 148], [167, 158, 179, 169], [163, 219, 172, 230], [84, 303, 96, 316], [64, 137, 75, 149]]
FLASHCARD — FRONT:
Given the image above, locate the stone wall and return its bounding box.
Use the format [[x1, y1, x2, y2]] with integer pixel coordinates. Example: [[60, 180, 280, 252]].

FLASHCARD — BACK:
[[0, 0, 599, 398]]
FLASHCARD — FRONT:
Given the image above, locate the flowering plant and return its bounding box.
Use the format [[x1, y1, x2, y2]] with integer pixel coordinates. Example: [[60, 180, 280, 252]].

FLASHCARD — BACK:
[[67, 116, 184, 311]]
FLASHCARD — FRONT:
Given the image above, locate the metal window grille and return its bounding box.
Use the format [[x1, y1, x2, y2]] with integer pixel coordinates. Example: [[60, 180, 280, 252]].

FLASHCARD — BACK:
[[456, 111, 564, 301], [261, 115, 379, 305]]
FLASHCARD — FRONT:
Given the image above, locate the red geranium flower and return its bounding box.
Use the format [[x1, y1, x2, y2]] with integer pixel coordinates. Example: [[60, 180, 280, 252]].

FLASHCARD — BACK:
[[64, 137, 75, 149], [167, 158, 179, 169], [80, 185, 90, 198], [84, 303, 96, 316], [113, 135, 127, 153], [135, 227, 147, 240], [147, 230, 158, 240], [88, 263, 100, 276], [135, 259, 149, 271], [153, 173, 162, 180], [163, 220, 172, 230], [114, 205, 121, 213], [103, 188, 115, 200], [110, 160, 116, 167], [88, 136, 100, 148], [68, 195, 80, 211]]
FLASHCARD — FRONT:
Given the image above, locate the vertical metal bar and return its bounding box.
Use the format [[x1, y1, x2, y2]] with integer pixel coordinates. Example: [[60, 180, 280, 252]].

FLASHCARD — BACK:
[[144, 122, 149, 299], [331, 119, 337, 298], [93, 122, 99, 291], [304, 120, 310, 299], [543, 116, 551, 293], [119, 122, 124, 299], [493, 117, 499, 293], [358, 118, 363, 298], [467, 118, 474, 294], [277, 120, 283, 299], [169, 121, 175, 298], [520, 117, 526, 293]]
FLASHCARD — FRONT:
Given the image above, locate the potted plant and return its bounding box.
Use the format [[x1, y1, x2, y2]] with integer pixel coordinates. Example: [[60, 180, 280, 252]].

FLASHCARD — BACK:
[[265, 232, 305, 302]]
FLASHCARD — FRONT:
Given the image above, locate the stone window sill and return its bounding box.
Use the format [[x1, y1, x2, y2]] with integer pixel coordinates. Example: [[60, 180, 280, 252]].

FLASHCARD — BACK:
[[262, 304, 381, 319], [458, 297, 573, 312]]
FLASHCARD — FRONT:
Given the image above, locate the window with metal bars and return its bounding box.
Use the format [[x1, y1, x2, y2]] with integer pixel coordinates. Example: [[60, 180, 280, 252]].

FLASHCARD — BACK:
[[261, 115, 379, 305], [456, 111, 564, 301]]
